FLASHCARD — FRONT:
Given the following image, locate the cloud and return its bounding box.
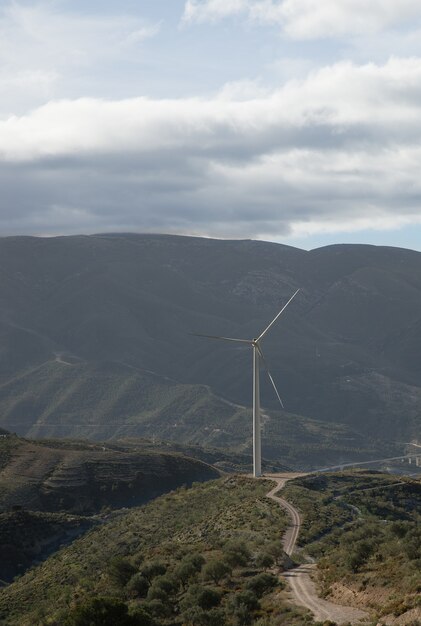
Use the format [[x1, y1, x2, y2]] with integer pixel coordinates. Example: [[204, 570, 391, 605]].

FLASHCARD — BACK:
[[183, 0, 421, 39], [1, 58, 421, 239], [0, 2, 160, 115], [183, 0, 248, 23]]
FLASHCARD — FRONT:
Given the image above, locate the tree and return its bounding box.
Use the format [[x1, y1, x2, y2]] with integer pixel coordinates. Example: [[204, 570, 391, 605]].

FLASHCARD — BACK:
[[255, 551, 274, 569], [202, 560, 231, 584], [227, 591, 260, 626], [245, 573, 278, 597], [63, 597, 154, 626], [182, 606, 225, 626], [174, 560, 198, 587], [222, 540, 251, 567], [181, 585, 222, 611], [151, 574, 178, 595], [108, 557, 137, 587], [140, 561, 166, 584], [126, 574, 149, 598]]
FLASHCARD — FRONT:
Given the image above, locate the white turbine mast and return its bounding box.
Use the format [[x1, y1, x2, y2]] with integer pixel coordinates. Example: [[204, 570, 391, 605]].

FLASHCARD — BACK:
[[192, 288, 300, 477]]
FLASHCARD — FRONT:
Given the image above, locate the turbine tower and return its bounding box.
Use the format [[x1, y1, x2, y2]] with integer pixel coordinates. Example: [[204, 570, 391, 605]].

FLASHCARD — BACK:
[[192, 289, 300, 477]]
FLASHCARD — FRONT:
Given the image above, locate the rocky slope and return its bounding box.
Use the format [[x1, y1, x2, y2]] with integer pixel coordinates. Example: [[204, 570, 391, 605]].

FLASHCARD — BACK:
[[0, 435, 219, 514]]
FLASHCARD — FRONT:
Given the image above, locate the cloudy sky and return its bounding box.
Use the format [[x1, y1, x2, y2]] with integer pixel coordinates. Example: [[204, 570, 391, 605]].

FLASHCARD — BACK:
[[2, 0, 421, 249]]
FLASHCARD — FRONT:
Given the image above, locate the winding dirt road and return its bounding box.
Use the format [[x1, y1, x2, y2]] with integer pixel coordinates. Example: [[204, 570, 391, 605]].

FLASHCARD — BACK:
[[265, 474, 369, 624]]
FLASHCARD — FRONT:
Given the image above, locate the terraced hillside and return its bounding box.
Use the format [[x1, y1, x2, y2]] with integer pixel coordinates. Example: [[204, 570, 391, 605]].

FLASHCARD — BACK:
[[0, 435, 219, 514]]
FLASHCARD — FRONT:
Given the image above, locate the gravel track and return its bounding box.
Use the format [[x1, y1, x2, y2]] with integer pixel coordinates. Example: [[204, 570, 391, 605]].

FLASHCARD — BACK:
[[264, 473, 369, 625]]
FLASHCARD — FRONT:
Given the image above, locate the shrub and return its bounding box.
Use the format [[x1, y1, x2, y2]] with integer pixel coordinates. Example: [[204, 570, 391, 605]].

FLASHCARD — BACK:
[[202, 559, 231, 584], [196, 587, 222, 610], [140, 561, 166, 584], [183, 585, 222, 610], [227, 590, 260, 613], [182, 606, 225, 626], [126, 574, 149, 598], [255, 551, 275, 569], [174, 560, 199, 587], [146, 585, 168, 603], [245, 573, 278, 597], [152, 574, 178, 595], [187, 553, 206, 572], [62, 597, 149, 626], [223, 540, 251, 567], [108, 557, 137, 587], [143, 599, 172, 619]]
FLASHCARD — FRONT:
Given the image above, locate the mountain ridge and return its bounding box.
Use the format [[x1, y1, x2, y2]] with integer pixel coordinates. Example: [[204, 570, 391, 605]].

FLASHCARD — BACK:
[[0, 233, 419, 458]]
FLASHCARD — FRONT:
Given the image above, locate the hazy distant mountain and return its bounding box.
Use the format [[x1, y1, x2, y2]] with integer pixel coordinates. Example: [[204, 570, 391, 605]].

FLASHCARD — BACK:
[[0, 233, 420, 459]]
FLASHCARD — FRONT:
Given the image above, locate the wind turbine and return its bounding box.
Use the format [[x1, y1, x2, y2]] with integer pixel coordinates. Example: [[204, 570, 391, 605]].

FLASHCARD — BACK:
[[192, 289, 300, 477]]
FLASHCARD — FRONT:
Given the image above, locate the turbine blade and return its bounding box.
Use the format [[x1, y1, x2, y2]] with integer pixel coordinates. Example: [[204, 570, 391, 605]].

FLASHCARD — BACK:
[[256, 344, 284, 409], [256, 288, 300, 342], [189, 333, 252, 344]]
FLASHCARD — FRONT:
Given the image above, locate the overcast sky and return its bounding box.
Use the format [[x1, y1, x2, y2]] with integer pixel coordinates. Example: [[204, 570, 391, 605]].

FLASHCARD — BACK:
[[2, 0, 421, 249]]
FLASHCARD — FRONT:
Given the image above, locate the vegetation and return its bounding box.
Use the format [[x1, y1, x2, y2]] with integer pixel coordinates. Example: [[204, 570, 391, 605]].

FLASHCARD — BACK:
[[0, 510, 94, 582], [0, 436, 219, 514], [0, 476, 310, 626], [283, 471, 421, 620]]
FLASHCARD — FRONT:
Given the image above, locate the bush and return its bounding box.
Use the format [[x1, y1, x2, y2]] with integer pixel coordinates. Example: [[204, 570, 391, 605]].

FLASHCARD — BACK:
[[143, 599, 172, 619], [108, 557, 137, 587], [182, 606, 225, 626], [174, 560, 199, 587], [126, 574, 149, 598], [196, 587, 222, 609], [227, 590, 260, 613], [63, 597, 150, 626], [255, 551, 275, 569], [202, 560, 231, 584], [140, 561, 166, 584], [146, 585, 167, 602], [182, 585, 222, 611], [245, 573, 278, 597], [187, 553, 206, 572], [223, 540, 251, 567], [152, 574, 178, 595]]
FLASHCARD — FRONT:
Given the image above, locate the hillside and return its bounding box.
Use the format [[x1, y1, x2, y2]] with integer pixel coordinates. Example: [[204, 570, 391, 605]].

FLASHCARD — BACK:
[[0, 360, 397, 469], [1, 470, 419, 625], [0, 476, 306, 626], [283, 471, 421, 624], [0, 435, 219, 514], [0, 233, 420, 458], [0, 510, 95, 583]]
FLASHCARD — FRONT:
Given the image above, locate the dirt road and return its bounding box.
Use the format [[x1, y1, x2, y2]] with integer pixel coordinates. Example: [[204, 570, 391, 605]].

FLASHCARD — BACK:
[[265, 474, 369, 624]]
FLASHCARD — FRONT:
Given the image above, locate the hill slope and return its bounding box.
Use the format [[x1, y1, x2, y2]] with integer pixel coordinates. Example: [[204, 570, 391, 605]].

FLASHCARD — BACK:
[[0, 233, 420, 453], [283, 471, 421, 623], [0, 476, 301, 626], [0, 435, 219, 514]]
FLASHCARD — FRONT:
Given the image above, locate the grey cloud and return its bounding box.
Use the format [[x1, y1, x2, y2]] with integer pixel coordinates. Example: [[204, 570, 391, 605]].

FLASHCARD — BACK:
[[2, 59, 421, 239]]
